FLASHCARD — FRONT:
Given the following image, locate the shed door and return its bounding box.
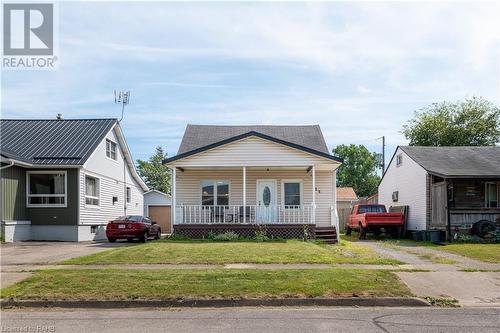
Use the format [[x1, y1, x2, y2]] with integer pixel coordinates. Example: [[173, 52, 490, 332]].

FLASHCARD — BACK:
[[431, 183, 447, 228], [148, 206, 171, 233]]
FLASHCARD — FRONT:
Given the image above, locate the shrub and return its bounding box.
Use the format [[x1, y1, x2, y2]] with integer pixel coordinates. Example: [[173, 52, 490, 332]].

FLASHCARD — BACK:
[[213, 231, 239, 241]]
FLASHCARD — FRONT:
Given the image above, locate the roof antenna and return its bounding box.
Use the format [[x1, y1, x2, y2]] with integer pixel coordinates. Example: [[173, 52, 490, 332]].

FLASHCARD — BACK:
[[56, 113, 63, 120], [114, 90, 130, 123]]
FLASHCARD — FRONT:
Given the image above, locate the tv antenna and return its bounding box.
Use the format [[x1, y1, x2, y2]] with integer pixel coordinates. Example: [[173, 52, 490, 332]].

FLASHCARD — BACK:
[[114, 90, 130, 123], [376, 136, 385, 173]]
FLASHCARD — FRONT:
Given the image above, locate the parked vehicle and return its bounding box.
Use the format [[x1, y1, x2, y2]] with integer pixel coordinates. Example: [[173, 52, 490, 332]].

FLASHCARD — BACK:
[[106, 215, 161, 243], [345, 204, 404, 240]]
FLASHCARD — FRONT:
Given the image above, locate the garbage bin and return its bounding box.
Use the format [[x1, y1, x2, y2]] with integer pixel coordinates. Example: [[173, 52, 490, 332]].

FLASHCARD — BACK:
[[412, 231, 423, 241], [429, 230, 441, 243]]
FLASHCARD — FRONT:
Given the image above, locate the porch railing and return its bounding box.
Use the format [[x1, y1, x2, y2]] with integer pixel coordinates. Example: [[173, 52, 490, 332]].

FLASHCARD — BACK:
[[174, 205, 314, 224]]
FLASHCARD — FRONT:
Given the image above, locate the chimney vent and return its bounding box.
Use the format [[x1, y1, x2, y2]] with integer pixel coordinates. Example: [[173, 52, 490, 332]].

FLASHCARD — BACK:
[[56, 114, 63, 120]]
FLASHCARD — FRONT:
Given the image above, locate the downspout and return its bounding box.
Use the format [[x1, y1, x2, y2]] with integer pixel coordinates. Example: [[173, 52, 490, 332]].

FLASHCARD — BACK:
[[0, 160, 14, 170], [446, 179, 452, 242]]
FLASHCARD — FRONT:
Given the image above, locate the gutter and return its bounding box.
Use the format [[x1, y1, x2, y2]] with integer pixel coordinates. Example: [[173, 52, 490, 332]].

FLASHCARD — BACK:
[[0, 160, 14, 170]]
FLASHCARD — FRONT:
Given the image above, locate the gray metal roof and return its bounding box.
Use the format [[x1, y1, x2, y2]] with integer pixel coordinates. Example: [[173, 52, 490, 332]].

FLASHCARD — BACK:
[[0, 119, 117, 165], [400, 146, 500, 178], [178, 124, 330, 155]]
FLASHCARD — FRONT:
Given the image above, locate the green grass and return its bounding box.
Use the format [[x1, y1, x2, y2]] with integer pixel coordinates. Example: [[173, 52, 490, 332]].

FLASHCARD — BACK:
[[430, 243, 500, 264], [64, 239, 401, 265], [0, 268, 412, 300]]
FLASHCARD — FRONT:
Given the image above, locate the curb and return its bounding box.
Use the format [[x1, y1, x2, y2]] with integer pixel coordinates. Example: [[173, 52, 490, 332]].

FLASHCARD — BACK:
[[1, 297, 430, 309]]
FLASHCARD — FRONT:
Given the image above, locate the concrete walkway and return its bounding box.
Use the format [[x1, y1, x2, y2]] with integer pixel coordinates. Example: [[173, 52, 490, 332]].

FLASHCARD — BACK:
[[360, 241, 500, 307]]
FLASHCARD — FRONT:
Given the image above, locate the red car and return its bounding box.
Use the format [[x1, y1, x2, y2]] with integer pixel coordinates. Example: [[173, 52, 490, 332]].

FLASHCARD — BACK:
[[106, 215, 161, 243]]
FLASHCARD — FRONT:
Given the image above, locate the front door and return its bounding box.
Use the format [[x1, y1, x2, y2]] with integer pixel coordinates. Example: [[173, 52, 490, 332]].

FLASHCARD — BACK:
[[256, 180, 277, 223]]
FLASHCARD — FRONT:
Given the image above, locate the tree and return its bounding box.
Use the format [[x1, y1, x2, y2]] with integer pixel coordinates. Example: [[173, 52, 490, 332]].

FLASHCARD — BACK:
[[333, 144, 380, 197], [402, 97, 500, 146], [136, 146, 171, 194]]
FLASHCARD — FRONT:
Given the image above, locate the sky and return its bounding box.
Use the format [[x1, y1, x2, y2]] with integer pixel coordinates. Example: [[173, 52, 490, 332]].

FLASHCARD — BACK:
[[2, 1, 499, 166]]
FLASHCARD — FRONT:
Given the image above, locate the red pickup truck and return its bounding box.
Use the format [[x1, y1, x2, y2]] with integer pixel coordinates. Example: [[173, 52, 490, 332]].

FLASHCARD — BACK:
[[345, 204, 404, 240]]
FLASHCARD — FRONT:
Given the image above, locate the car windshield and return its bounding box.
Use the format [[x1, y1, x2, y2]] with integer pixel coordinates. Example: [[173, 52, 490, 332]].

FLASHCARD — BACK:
[[358, 205, 386, 213], [116, 215, 143, 222]]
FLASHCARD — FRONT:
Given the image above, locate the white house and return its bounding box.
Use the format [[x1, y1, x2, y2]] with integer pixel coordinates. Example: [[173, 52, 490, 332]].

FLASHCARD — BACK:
[[0, 118, 148, 242], [163, 125, 342, 243]]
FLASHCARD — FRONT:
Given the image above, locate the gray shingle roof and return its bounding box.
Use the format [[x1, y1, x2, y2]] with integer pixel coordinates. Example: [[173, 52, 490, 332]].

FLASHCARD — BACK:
[[400, 146, 500, 178], [178, 124, 330, 155], [0, 119, 117, 165]]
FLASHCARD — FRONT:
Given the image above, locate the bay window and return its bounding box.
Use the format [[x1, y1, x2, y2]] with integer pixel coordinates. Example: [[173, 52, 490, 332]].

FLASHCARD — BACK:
[[201, 180, 229, 205], [27, 171, 67, 207], [85, 175, 100, 206]]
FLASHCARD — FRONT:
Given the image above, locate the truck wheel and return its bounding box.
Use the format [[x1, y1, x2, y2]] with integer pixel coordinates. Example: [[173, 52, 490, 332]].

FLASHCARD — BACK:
[[358, 226, 367, 240], [391, 226, 402, 239], [345, 225, 352, 236]]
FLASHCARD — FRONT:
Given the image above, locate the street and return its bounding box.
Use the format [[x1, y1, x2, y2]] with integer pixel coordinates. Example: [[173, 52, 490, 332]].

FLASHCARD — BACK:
[[1, 307, 499, 333]]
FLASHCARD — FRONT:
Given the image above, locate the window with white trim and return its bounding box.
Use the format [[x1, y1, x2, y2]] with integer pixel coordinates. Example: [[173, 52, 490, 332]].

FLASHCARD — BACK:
[[396, 154, 403, 167], [485, 182, 499, 208], [283, 181, 302, 206], [27, 171, 66, 206], [106, 139, 117, 160], [201, 180, 229, 205], [126, 187, 131, 203], [85, 176, 99, 206]]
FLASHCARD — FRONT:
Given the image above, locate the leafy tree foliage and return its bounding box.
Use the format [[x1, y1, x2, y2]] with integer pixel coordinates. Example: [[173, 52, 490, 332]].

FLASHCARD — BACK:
[[136, 146, 171, 194], [402, 97, 500, 146], [333, 144, 380, 197]]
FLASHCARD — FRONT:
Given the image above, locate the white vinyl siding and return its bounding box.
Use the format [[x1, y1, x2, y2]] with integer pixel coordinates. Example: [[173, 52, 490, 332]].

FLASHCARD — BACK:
[[171, 136, 335, 168], [175, 168, 334, 227], [379, 148, 428, 230]]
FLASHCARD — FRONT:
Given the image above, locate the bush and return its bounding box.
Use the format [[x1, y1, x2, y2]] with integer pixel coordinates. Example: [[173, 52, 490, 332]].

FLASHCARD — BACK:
[[213, 231, 240, 241], [253, 229, 269, 242]]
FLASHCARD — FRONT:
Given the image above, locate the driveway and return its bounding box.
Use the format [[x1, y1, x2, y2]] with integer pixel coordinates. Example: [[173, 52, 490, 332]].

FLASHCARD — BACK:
[[1, 241, 130, 288], [362, 241, 500, 307]]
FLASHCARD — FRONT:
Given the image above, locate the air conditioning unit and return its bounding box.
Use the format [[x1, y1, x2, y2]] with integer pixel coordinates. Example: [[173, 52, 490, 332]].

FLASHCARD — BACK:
[[392, 191, 399, 202]]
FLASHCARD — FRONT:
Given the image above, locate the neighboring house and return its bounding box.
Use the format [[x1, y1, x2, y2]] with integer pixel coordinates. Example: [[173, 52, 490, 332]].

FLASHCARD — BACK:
[[336, 187, 358, 210], [0, 118, 148, 242], [379, 146, 500, 237], [163, 125, 342, 242], [144, 190, 172, 233]]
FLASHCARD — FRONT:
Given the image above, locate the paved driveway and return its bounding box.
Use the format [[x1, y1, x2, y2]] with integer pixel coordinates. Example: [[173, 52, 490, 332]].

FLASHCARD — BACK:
[[1, 241, 130, 288]]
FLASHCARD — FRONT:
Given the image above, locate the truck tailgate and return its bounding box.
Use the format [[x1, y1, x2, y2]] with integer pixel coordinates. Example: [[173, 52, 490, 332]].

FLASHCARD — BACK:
[[364, 213, 404, 225]]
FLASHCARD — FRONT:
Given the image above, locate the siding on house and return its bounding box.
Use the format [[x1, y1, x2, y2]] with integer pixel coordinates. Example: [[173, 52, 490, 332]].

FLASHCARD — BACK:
[[26, 168, 79, 226], [175, 168, 335, 227], [79, 127, 144, 225], [379, 147, 428, 231], [1, 165, 27, 221], [172, 136, 336, 169]]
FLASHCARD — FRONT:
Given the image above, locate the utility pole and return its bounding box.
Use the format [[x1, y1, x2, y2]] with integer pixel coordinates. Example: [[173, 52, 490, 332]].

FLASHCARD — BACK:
[[115, 90, 130, 216], [376, 136, 385, 174]]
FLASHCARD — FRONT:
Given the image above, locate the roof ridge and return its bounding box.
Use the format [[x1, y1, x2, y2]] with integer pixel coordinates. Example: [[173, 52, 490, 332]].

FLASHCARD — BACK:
[[1, 118, 118, 121]]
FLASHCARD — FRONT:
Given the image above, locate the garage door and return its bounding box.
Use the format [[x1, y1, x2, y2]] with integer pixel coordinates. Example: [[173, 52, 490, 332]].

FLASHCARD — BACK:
[[148, 206, 172, 233]]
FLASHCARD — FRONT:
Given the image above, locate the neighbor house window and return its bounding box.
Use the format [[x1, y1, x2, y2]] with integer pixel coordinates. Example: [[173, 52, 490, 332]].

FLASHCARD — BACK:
[[485, 182, 499, 208], [396, 154, 403, 167], [27, 171, 66, 207], [201, 180, 229, 205], [85, 176, 99, 206], [106, 139, 117, 160], [126, 187, 131, 203], [282, 180, 302, 206]]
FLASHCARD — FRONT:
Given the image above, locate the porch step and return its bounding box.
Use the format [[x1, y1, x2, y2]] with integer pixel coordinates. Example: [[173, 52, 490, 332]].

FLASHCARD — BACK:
[[315, 227, 337, 244]]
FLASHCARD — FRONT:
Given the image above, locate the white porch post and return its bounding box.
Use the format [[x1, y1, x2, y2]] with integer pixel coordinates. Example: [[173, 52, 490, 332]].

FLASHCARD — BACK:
[[243, 166, 246, 223], [312, 165, 316, 224], [333, 168, 340, 243], [172, 167, 176, 224]]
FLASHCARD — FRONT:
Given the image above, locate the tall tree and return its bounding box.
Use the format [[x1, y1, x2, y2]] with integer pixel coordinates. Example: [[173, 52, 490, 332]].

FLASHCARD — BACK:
[[333, 144, 380, 197], [402, 97, 500, 146], [136, 146, 171, 194]]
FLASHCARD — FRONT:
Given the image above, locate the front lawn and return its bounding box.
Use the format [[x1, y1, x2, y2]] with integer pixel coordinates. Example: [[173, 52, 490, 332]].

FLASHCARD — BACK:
[[431, 243, 500, 264], [64, 239, 401, 265], [1, 268, 412, 300]]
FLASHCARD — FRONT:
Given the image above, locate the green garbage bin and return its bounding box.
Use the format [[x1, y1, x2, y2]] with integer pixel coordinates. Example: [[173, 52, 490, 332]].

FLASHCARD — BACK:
[[412, 231, 423, 241], [429, 230, 441, 243]]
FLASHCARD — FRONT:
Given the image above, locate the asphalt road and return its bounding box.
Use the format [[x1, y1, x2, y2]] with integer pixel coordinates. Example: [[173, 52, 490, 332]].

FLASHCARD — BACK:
[[1, 307, 499, 333]]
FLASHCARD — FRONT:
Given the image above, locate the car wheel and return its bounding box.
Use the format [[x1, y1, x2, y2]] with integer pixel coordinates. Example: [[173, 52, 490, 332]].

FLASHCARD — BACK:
[[108, 238, 116, 243], [140, 231, 148, 243], [156, 229, 161, 240], [345, 225, 352, 236]]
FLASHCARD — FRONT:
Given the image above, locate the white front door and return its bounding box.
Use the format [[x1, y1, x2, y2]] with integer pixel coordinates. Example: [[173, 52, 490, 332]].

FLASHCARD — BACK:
[[256, 180, 277, 223]]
